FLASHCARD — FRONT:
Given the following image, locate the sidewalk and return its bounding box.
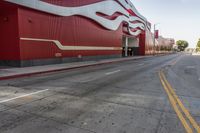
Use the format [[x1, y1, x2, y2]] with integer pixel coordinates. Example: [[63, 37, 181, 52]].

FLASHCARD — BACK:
[[192, 52, 200, 56], [0, 56, 152, 80]]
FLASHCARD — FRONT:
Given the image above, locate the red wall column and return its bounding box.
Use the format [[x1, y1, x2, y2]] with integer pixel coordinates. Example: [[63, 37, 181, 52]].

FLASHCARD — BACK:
[[139, 31, 146, 55], [0, 2, 20, 60]]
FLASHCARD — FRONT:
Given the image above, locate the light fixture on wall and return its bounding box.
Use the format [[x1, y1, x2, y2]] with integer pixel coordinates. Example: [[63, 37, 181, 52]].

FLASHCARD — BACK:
[[28, 18, 32, 23], [3, 17, 8, 22]]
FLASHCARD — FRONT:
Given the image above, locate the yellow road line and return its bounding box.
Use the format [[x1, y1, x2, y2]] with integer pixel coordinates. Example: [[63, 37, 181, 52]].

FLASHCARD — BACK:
[[170, 55, 183, 66], [160, 71, 200, 132], [159, 71, 193, 133]]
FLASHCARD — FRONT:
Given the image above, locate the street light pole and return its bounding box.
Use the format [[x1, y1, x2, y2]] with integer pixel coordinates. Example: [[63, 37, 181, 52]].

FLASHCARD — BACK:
[[153, 24, 156, 56], [153, 23, 159, 56]]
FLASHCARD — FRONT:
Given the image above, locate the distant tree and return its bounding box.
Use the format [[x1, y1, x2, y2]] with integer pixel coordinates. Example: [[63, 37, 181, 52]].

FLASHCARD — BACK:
[[196, 39, 200, 52], [176, 40, 189, 51]]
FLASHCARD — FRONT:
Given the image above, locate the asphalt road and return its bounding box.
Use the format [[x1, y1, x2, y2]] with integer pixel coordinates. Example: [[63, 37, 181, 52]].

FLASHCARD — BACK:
[[0, 53, 199, 133]]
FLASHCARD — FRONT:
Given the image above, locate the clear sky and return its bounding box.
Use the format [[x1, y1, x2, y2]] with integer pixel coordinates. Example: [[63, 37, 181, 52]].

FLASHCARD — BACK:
[[131, 0, 200, 48]]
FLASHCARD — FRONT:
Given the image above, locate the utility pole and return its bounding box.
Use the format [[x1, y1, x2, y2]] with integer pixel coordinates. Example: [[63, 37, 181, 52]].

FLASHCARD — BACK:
[[153, 24, 156, 56], [125, 37, 128, 57], [153, 23, 159, 56]]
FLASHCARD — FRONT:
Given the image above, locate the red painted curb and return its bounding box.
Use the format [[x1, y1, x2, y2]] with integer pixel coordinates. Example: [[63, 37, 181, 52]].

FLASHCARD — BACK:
[[0, 56, 148, 81]]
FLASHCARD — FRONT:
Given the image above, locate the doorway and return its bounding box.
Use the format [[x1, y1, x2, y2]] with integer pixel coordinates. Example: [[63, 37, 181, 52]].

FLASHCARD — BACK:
[[122, 36, 139, 57]]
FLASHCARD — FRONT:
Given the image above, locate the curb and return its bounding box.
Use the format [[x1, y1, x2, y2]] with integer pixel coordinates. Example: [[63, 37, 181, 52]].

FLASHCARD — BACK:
[[0, 56, 151, 81]]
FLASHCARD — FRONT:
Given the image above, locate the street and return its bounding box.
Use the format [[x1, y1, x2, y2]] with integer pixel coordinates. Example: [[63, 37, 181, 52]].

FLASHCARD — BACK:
[[0, 54, 200, 133]]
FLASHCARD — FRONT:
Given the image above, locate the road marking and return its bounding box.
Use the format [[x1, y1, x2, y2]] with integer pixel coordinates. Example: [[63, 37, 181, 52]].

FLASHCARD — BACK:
[[81, 78, 96, 83], [186, 66, 195, 69], [138, 63, 145, 66], [0, 89, 49, 104], [158, 71, 192, 133], [170, 55, 183, 66], [105, 70, 121, 75], [161, 71, 200, 132], [159, 71, 200, 133]]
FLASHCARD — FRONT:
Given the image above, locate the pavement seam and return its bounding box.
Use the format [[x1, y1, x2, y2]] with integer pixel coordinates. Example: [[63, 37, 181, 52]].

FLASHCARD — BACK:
[[0, 90, 59, 112], [2, 87, 173, 115], [0, 91, 96, 132], [50, 89, 176, 114], [0, 89, 49, 104], [154, 109, 167, 133], [0, 107, 96, 133], [154, 95, 170, 133]]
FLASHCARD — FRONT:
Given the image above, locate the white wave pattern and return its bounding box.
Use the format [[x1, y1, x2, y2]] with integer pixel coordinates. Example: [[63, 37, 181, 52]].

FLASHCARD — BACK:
[[5, 0, 147, 36], [117, 0, 146, 21]]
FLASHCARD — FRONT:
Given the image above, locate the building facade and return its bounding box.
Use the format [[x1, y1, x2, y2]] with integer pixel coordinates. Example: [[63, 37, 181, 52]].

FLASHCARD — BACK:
[[0, 0, 169, 67]]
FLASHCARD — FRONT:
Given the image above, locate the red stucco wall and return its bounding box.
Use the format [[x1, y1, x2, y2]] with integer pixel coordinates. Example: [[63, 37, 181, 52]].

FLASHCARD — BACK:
[[0, 2, 20, 60]]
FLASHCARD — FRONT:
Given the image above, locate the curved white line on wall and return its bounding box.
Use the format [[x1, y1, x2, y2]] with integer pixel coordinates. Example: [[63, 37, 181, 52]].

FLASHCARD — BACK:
[[117, 0, 147, 21], [117, 0, 151, 30], [129, 23, 144, 30], [129, 16, 144, 23], [6, 0, 146, 36], [128, 29, 142, 36], [20, 38, 122, 51]]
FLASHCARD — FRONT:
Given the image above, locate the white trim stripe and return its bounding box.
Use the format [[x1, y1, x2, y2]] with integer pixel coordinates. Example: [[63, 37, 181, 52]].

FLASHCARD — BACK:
[[20, 38, 122, 51]]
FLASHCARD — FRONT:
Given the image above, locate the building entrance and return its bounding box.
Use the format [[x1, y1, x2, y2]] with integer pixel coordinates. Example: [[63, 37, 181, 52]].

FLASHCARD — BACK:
[[122, 36, 139, 57]]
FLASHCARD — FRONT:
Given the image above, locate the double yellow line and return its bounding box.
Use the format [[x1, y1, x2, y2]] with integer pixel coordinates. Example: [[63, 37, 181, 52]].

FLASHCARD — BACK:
[[159, 71, 200, 133]]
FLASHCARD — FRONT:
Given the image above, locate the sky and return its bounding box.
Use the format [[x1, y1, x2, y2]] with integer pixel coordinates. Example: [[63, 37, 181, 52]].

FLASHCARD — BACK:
[[131, 0, 200, 48]]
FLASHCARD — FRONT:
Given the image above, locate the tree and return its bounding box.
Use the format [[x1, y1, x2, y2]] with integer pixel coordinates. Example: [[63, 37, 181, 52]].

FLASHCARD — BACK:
[[196, 39, 200, 52], [176, 40, 189, 51]]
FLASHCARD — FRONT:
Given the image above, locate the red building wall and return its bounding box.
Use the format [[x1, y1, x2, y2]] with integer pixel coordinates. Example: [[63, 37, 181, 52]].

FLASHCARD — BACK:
[[0, 2, 20, 60], [139, 31, 146, 55], [42, 0, 104, 7], [18, 7, 123, 60], [0, 0, 149, 66]]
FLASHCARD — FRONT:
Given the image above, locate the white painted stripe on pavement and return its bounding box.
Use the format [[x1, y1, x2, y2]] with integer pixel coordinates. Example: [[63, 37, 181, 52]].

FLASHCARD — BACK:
[[0, 89, 49, 103], [81, 79, 96, 83], [105, 70, 121, 75], [186, 66, 195, 69], [138, 63, 145, 66]]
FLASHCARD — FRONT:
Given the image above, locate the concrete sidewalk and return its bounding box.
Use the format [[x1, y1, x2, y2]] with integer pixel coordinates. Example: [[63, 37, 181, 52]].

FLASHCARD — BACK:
[[0, 56, 152, 80]]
